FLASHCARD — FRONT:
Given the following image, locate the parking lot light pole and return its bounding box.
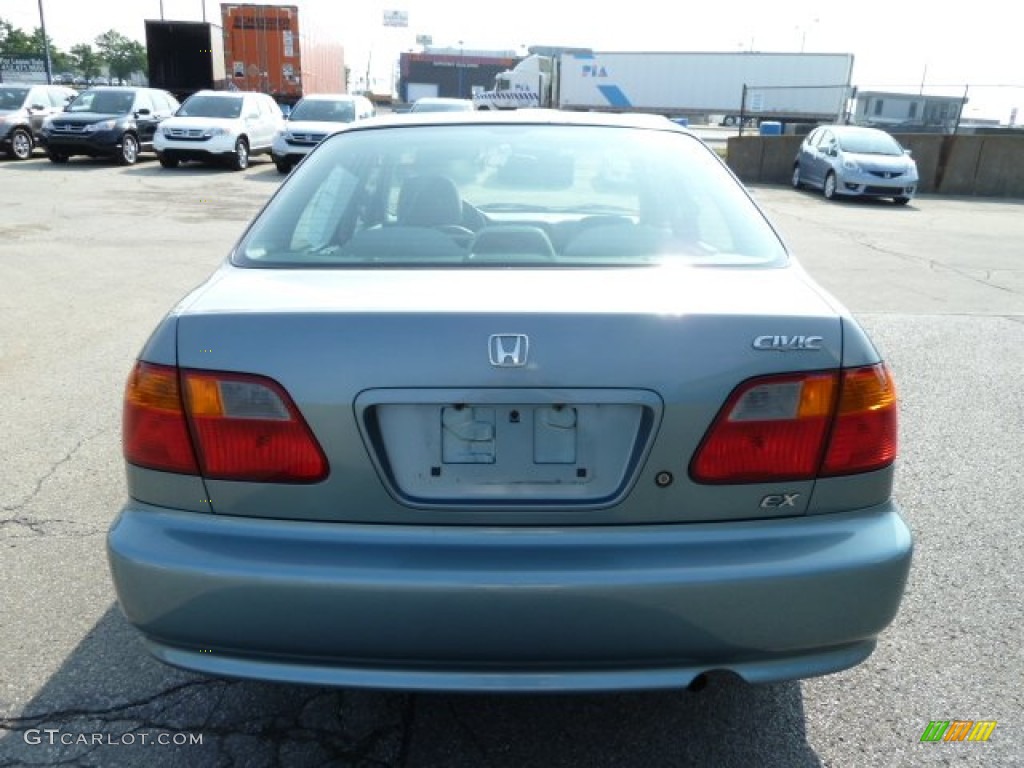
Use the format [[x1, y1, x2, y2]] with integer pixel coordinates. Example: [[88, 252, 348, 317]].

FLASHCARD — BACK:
[[38, 0, 54, 84], [458, 41, 464, 98]]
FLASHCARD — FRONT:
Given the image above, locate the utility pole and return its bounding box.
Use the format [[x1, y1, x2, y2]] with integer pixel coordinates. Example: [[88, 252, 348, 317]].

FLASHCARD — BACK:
[[37, 0, 54, 84]]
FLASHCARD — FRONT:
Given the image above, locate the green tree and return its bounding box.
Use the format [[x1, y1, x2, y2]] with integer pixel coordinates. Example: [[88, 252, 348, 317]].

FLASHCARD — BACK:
[[94, 29, 146, 82], [0, 18, 68, 81], [0, 17, 35, 55], [70, 43, 102, 79], [25, 26, 70, 74]]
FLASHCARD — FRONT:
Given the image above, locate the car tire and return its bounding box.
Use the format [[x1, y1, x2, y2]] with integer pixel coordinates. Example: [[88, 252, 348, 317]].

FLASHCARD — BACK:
[[117, 133, 139, 166], [158, 155, 180, 169], [10, 127, 34, 160], [893, 196, 911, 206], [823, 172, 838, 201], [229, 138, 250, 171], [47, 151, 69, 164], [274, 159, 291, 174], [791, 165, 802, 189]]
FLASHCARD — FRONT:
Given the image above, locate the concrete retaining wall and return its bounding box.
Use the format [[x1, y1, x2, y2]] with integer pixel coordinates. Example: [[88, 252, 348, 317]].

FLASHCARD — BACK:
[[726, 133, 1024, 198]]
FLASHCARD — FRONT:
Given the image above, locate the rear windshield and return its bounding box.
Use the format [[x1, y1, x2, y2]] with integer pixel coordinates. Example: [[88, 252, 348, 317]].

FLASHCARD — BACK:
[[68, 90, 135, 114], [177, 95, 244, 119], [290, 99, 356, 122], [235, 123, 787, 269], [0, 87, 30, 110]]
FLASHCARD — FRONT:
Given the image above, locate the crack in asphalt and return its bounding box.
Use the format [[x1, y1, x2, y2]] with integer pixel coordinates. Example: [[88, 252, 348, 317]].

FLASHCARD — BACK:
[[0, 680, 225, 728], [395, 695, 418, 768], [773, 205, 1023, 297], [1, 680, 417, 767], [1, 430, 106, 518], [446, 699, 493, 767], [842, 231, 1022, 296]]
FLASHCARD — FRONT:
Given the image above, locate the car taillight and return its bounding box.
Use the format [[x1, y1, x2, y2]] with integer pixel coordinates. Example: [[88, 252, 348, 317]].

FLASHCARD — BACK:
[[123, 362, 199, 475], [690, 363, 897, 484], [123, 362, 328, 483], [821, 364, 897, 477]]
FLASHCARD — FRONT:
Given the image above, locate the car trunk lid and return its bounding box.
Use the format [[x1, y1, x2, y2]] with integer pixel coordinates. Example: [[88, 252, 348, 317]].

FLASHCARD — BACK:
[[168, 264, 846, 524]]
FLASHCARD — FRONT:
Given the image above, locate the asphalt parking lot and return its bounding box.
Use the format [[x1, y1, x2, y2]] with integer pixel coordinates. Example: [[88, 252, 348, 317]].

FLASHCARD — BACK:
[[0, 152, 1022, 767]]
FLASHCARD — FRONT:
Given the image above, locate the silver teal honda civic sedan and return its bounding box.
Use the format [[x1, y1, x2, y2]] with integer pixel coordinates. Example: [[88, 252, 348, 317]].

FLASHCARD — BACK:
[[108, 110, 912, 693]]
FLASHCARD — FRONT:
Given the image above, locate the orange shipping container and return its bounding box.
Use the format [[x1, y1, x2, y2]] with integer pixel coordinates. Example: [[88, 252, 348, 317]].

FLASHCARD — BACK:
[[221, 4, 344, 104]]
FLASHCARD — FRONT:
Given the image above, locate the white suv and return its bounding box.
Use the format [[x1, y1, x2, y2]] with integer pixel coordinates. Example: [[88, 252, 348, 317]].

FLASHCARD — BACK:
[[154, 90, 284, 170], [271, 93, 375, 174]]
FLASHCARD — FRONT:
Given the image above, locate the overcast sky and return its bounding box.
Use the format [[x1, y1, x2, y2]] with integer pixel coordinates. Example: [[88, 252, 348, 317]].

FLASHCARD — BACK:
[[5, 0, 1021, 118]]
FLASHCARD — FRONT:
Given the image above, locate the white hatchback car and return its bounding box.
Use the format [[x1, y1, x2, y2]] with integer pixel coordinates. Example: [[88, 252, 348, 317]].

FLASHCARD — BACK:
[[154, 90, 284, 171], [270, 93, 375, 174]]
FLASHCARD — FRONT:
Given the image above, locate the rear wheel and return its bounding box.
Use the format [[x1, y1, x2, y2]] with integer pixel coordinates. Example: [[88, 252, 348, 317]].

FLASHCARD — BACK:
[[158, 155, 179, 169], [229, 138, 249, 171], [10, 127, 33, 160], [791, 165, 802, 189], [274, 159, 291, 174], [823, 172, 838, 200], [117, 133, 139, 165], [47, 150, 69, 164], [893, 196, 911, 206]]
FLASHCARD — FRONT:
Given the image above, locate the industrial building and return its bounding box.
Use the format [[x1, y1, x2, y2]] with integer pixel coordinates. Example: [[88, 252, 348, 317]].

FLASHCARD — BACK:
[[398, 48, 520, 104]]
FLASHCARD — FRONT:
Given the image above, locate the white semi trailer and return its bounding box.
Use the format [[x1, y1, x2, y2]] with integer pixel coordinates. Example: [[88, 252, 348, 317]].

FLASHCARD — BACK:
[[473, 49, 855, 126]]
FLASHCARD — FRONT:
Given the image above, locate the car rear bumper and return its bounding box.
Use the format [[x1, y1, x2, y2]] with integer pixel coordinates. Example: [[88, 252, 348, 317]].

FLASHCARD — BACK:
[[107, 501, 912, 692]]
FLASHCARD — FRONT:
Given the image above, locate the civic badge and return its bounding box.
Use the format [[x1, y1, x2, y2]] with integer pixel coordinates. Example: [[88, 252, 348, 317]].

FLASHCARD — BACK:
[[489, 334, 529, 367]]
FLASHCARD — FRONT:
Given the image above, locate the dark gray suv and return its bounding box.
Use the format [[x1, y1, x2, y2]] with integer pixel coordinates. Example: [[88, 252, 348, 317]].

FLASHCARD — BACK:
[[40, 86, 179, 165], [0, 83, 77, 160]]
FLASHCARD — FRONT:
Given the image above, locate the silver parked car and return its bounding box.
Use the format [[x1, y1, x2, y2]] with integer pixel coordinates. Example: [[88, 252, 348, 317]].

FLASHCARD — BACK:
[[792, 125, 919, 205], [108, 110, 912, 693], [0, 83, 76, 160]]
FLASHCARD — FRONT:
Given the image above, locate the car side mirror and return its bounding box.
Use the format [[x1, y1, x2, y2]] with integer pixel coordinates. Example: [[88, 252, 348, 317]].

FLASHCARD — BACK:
[[903, 148, 913, 157], [136, 108, 151, 116], [31, 103, 47, 112]]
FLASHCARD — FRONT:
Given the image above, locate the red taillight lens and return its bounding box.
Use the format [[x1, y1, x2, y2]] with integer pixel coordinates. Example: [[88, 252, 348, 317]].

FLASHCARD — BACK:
[[690, 364, 897, 484], [821, 364, 898, 476], [122, 363, 328, 483], [182, 371, 328, 482], [691, 373, 837, 483], [123, 362, 199, 474]]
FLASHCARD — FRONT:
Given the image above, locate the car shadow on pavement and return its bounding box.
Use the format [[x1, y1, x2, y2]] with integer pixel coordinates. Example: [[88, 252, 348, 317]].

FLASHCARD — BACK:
[[785, 186, 919, 210], [120, 160, 283, 182], [0, 606, 823, 767]]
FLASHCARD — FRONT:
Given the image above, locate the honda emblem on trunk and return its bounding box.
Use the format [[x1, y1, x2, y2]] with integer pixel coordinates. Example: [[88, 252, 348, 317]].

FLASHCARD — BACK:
[[489, 334, 529, 367]]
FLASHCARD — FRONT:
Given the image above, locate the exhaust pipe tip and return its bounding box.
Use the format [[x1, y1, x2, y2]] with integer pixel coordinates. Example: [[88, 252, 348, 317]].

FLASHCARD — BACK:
[[687, 673, 710, 693]]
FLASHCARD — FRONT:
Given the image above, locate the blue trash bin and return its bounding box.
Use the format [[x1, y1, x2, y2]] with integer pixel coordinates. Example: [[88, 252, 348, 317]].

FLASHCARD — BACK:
[[759, 121, 783, 136]]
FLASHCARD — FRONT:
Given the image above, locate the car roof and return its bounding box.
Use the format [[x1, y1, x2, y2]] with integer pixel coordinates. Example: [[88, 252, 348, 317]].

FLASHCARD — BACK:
[[79, 86, 151, 92], [355, 109, 687, 132], [300, 93, 363, 101], [414, 97, 470, 104]]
